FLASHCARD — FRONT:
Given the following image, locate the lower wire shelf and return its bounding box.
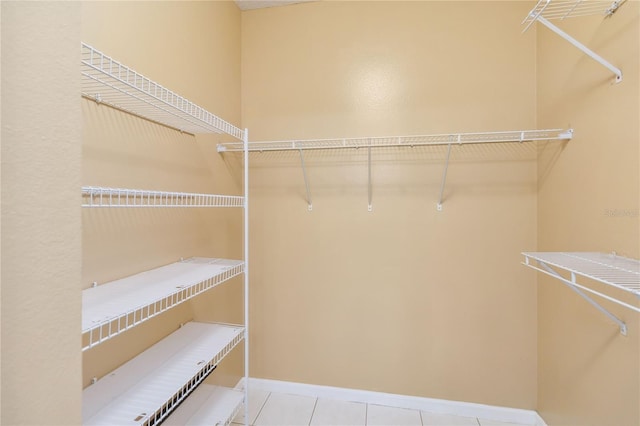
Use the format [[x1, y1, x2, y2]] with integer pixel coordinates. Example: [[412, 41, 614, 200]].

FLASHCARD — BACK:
[[82, 257, 244, 351], [82, 322, 244, 426], [163, 384, 244, 426]]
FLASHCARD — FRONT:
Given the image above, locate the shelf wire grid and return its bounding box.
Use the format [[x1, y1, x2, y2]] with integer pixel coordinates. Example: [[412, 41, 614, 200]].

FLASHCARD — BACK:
[[218, 129, 572, 152], [83, 258, 244, 351], [163, 385, 244, 426], [83, 322, 244, 426], [523, 252, 639, 295], [82, 186, 244, 208], [81, 43, 244, 139], [523, 0, 626, 29]]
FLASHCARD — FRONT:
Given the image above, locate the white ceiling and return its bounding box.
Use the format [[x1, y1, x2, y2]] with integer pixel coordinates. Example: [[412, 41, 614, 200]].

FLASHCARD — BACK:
[[235, 0, 316, 11]]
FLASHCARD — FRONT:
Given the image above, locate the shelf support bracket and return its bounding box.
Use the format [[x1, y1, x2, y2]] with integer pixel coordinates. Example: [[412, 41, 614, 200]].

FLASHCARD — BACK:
[[368, 144, 373, 212], [437, 141, 454, 211], [536, 16, 622, 83], [298, 149, 313, 211], [532, 259, 627, 335]]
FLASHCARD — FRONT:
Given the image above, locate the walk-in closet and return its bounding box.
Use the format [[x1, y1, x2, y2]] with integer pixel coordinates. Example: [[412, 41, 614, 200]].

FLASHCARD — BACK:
[[1, 1, 638, 425]]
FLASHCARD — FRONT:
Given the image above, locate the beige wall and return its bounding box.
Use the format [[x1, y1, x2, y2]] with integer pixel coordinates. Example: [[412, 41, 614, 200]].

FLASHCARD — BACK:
[[242, 1, 539, 409], [536, 3, 640, 425], [1, 2, 82, 424]]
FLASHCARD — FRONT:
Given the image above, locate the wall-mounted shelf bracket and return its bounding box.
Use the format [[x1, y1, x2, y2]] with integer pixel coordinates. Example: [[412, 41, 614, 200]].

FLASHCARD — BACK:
[[522, 252, 640, 335], [437, 138, 456, 211], [522, 0, 625, 83], [298, 149, 313, 211]]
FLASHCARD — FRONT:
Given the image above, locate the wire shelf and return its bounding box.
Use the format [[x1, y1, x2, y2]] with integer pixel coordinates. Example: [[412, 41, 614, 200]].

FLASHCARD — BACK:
[[83, 322, 244, 426], [163, 385, 244, 426], [523, 0, 626, 29], [81, 43, 244, 139], [82, 186, 244, 208], [523, 252, 640, 313], [217, 129, 573, 152], [83, 258, 244, 351]]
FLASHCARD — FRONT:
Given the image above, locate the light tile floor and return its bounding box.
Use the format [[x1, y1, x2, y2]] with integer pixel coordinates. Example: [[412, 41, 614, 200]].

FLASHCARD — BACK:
[[233, 388, 531, 426]]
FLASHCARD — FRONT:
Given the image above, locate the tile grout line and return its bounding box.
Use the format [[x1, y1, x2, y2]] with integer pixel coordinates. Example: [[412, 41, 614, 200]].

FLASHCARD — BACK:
[[252, 391, 272, 425], [308, 396, 319, 426], [365, 402, 369, 426]]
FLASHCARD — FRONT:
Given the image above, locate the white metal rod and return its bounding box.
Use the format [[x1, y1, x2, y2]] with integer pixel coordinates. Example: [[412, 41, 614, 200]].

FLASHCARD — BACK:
[[537, 16, 622, 82], [537, 261, 628, 334], [243, 128, 250, 426], [298, 150, 313, 211], [437, 143, 453, 211], [368, 144, 372, 212]]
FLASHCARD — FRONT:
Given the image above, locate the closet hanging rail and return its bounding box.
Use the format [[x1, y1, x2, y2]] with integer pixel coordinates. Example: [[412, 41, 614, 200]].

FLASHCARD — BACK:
[[217, 129, 573, 152], [522, 252, 640, 335], [82, 186, 244, 208], [81, 43, 245, 138], [522, 0, 626, 83], [219, 128, 572, 211]]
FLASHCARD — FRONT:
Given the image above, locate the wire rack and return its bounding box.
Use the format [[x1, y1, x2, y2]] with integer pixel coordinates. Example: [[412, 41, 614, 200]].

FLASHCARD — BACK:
[[82, 186, 244, 208], [83, 322, 244, 426], [81, 43, 244, 139], [523, 0, 626, 30], [217, 129, 573, 152], [163, 384, 244, 426], [82, 258, 244, 351], [523, 252, 640, 313]]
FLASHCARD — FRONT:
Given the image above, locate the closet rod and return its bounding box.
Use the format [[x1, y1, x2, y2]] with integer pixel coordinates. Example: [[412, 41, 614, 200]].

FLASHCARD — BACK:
[[217, 129, 573, 152]]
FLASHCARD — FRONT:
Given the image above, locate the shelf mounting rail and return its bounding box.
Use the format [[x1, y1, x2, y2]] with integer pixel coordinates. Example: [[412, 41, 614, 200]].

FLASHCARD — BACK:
[[522, 0, 626, 83], [522, 252, 640, 335], [219, 129, 573, 211], [82, 186, 244, 208]]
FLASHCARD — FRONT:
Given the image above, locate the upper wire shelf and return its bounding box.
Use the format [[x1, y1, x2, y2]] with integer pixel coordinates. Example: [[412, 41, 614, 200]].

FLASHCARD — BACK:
[[82, 186, 244, 208], [81, 42, 244, 139], [217, 129, 573, 152], [523, 0, 627, 30]]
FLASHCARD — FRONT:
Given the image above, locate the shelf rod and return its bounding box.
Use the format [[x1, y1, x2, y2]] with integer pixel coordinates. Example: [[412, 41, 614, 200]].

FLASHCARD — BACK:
[[298, 149, 313, 211], [536, 16, 622, 83], [243, 128, 250, 426], [437, 142, 454, 211], [368, 144, 373, 212]]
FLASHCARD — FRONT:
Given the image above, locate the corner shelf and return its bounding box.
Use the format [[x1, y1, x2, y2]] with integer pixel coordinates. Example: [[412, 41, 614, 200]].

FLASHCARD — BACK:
[[522, 0, 626, 83], [163, 384, 244, 426], [82, 186, 244, 208], [83, 257, 244, 351], [81, 42, 245, 139], [522, 252, 640, 334], [82, 322, 244, 426]]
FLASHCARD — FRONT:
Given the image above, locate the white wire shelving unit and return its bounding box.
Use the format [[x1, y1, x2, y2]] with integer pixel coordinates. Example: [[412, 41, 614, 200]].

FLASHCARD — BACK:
[[522, 0, 626, 83], [81, 41, 250, 425], [522, 252, 640, 335], [82, 257, 244, 351], [219, 129, 573, 212], [163, 384, 244, 426], [81, 42, 245, 138], [83, 322, 244, 426], [82, 186, 244, 208]]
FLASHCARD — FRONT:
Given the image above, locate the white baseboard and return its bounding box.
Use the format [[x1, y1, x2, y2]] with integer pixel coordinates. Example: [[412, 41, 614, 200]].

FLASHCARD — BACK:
[[238, 377, 546, 426]]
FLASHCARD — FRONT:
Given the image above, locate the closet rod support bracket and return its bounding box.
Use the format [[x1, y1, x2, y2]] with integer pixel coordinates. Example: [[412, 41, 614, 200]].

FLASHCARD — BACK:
[[536, 16, 622, 83], [529, 257, 628, 335]]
